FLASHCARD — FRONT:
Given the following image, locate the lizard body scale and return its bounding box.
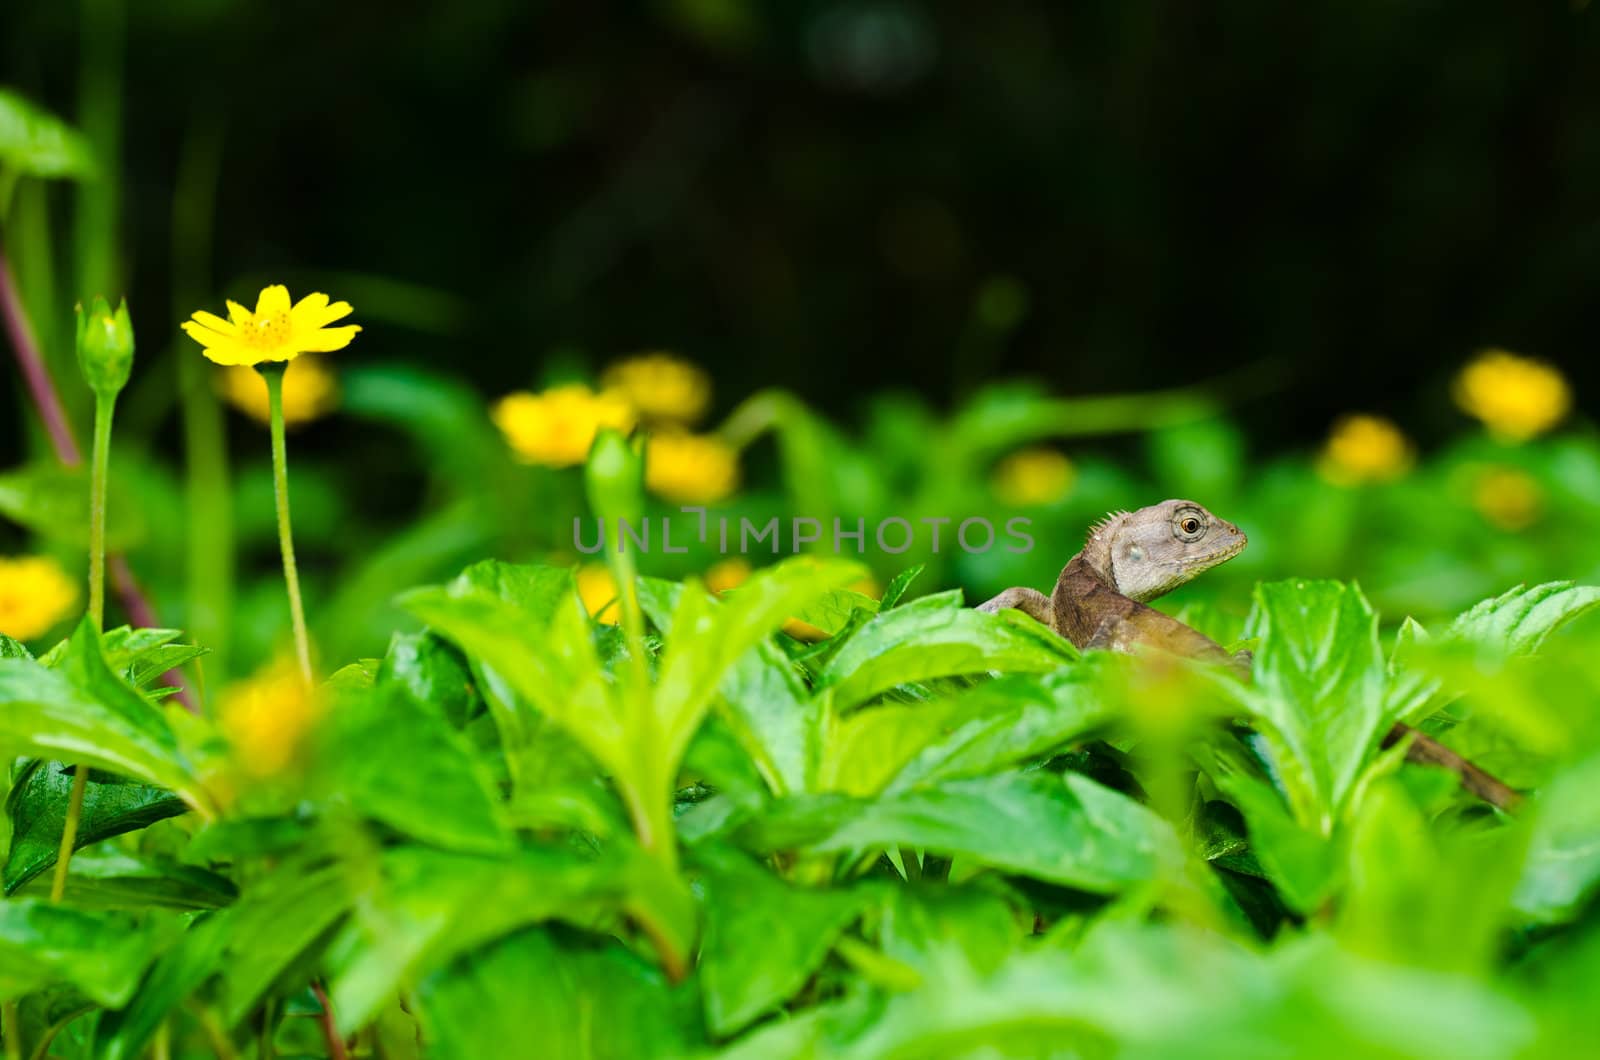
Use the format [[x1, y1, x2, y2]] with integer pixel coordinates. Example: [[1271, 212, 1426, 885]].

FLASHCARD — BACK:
[[978, 499, 1521, 811]]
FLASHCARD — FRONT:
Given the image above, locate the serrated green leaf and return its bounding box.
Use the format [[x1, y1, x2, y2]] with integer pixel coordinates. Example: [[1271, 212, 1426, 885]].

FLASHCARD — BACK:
[[819, 592, 1075, 710], [413, 927, 698, 1060], [698, 849, 872, 1035], [1233, 580, 1392, 828], [316, 683, 509, 855], [0, 900, 180, 1007], [3, 759, 188, 894], [1448, 581, 1600, 656], [328, 842, 694, 1034], [745, 771, 1183, 894]]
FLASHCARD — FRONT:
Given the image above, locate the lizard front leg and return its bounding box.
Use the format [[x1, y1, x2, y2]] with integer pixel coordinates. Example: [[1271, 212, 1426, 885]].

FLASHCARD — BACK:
[[977, 587, 1055, 628]]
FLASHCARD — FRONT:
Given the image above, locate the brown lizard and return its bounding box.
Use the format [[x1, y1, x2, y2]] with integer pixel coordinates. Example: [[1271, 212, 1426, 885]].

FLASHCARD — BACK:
[[979, 499, 1521, 811]]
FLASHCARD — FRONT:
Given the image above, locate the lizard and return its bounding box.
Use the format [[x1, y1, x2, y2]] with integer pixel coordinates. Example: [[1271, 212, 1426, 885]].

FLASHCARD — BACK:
[[978, 498, 1521, 811]]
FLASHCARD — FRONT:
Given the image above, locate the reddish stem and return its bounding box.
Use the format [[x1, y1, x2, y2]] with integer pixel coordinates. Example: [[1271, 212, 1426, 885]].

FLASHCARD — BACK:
[[0, 244, 81, 463], [310, 980, 348, 1060], [1, 239, 195, 709]]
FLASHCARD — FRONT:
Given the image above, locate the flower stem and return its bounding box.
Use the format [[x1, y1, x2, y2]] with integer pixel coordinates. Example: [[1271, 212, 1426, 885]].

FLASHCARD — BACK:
[[51, 390, 114, 903], [49, 768, 88, 903], [262, 366, 314, 687], [87, 391, 114, 628]]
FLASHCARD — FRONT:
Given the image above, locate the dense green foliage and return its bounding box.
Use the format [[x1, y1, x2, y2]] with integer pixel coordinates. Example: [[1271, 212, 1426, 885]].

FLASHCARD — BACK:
[[5, 48, 1600, 1060], [3, 547, 1600, 1056]]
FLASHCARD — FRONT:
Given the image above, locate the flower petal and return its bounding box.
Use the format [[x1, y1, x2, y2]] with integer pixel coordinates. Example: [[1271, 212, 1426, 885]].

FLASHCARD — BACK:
[[226, 300, 252, 326], [255, 284, 291, 317], [182, 323, 255, 365], [292, 292, 353, 329], [189, 310, 238, 337], [296, 324, 362, 353]]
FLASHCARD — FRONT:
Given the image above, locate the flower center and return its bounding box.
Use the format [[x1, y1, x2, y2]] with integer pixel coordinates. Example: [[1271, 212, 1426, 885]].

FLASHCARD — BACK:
[[241, 310, 292, 349]]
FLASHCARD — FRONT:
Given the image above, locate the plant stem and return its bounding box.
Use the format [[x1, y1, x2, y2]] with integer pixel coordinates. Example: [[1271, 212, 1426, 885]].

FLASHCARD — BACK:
[[0, 242, 81, 463], [2, 1000, 20, 1060], [51, 392, 115, 902], [310, 981, 347, 1060], [87, 391, 114, 628], [262, 366, 314, 687]]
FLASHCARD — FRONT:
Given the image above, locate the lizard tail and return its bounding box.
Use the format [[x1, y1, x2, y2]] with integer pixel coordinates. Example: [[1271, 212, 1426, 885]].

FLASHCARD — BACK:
[[1385, 723, 1523, 813]]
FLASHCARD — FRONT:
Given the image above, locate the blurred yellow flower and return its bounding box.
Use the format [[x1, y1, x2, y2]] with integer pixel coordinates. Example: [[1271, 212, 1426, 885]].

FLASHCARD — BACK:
[[217, 354, 339, 426], [1453, 350, 1572, 442], [602, 352, 711, 425], [705, 557, 751, 594], [221, 661, 324, 777], [1318, 414, 1413, 485], [0, 556, 77, 641], [577, 563, 620, 624], [645, 431, 740, 503], [182, 285, 360, 367], [1472, 467, 1543, 531], [992, 447, 1075, 506], [493, 384, 636, 467]]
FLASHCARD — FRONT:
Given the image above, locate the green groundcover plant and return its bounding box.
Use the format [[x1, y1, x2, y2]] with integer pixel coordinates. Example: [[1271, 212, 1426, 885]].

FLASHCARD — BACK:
[[4, 85, 1600, 1060]]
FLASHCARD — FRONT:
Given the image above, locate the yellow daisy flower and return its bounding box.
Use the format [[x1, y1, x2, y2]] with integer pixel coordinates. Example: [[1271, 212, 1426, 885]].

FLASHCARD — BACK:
[[645, 431, 740, 503], [493, 384, 637, 468], [576, 563, 620, 625], [216, 353, 339, 426], [1453, 350, 1572, 442], [0, 556, 78, 642], [991, 447, 1075, 506], [602, 352, 712, 424], [1317, 414, 1413, 485], [221, 660, 325, 777], [181, 284, 360, 366], [1472, 466, 1543, 531], [705, 557, 752, 594]]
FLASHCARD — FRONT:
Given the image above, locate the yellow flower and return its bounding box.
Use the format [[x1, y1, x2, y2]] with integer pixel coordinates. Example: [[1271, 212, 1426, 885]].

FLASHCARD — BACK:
[[602, 352, 711, 424], [991, 447, 1075, 506], [705, 558, 751, 594], [181, 285, 360, 366], [216, 353, 339, 426], [493, 384, 637, 467], [1453, 350, 1572, 442], [221, 661, 324, 777], [645, 431, 740, 503], [0, 556, 77, 642], [576, 564, 620, 624], [1472, 467, 1543, 531], [1318, 414, 1413, 485]]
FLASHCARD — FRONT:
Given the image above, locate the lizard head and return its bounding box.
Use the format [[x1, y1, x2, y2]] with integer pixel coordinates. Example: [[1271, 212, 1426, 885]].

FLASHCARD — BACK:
[[1085, 499, 1247, 602]]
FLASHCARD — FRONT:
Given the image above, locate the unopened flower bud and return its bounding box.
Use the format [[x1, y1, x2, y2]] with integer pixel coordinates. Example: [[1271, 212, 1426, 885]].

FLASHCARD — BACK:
[[75, 296, 134, 396]]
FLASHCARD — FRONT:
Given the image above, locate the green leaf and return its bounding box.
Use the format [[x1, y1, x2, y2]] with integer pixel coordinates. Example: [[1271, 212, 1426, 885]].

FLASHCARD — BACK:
[[1513, 752, 1600, 924], [1234, 580, 1392, 828], [24, 847, 235, 910], [414, 927, 699, 1059], [3, 759, 188, 894], [1448, 581, 1600, 656], [642, 576, 813, 797], [0, 642, 201, 809], [0, 899, 180, 1007], [745, 771, 1183, 894], [818, 592, 1076, 710], [852, 668, 1118, 796], [0, 88, 95, 179], [219, 862, 356, 1026], [316, 683, 509, 854], [878, 565, 925, 610], [94, 911, 234, 1060], [378, 630, 482, 728], [327, 842, 695, 1033], [98, 627, 208, 692], [698, 849, 872, 1036]]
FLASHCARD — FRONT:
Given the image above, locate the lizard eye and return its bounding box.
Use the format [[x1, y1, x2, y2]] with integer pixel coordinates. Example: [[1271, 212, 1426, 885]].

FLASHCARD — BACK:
[[1177, 515, 1203, 538]]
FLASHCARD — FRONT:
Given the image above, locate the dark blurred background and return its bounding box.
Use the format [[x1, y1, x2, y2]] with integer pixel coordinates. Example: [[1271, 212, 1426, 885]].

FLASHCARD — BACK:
[[3, 0, 1598, 456]]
